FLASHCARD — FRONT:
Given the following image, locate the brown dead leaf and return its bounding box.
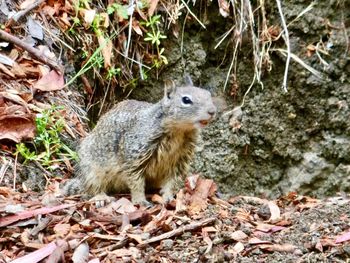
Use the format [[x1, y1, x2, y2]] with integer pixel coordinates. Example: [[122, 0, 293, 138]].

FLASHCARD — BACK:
[[175, 189, 187, 213], [231, 241, 245, 254], [335, 230, 350, 243], [0, 204, 75, 227], [248, 237, 272, 245], [33, 70, 64, 91], [218, 0, 230, 17], [81, 9, 96, 26], [72, 243, 89, 263], [0, 91, 30, 111], [148, 0, 159, 17], [202, 226, 217, 233], [53, 223, 71, 237], [255, 222, 277, 233], [10, 241, 57, 263], [187, 177, 217, 214], [97, 35, 112, 68], [267, 201, 281, 222], [19, 0, 36, 9], [0, 187, 14, 197], [132, 20, 143, 36], [0, 62, 15, 77], [112, 197, 136, 214], [259, 243, 297, 253], [0, 115, 35, 143], [230, 230, 248, 241]]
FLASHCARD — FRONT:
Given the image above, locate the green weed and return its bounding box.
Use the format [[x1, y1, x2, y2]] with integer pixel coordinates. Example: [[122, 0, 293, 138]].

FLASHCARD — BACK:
[[15, 106, 78, 171]]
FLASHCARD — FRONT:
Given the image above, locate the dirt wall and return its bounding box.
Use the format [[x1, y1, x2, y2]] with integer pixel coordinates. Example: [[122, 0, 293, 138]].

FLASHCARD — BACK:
[[131, 1, 350, 198]]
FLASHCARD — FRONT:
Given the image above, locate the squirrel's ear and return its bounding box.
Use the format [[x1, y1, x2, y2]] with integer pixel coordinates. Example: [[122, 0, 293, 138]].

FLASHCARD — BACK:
[[164, 79, 176, 100], [184, 74, 193, 86]]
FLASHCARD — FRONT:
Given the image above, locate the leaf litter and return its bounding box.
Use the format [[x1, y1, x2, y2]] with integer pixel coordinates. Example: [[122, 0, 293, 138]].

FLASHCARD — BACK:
[[0, 176, 349, 262]]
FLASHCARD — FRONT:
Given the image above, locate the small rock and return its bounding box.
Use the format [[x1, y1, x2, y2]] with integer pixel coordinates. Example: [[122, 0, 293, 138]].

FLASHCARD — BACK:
[[160, 239, 174, 250], [294, 249, 304, 256], [182, 232, 192, 239], [140, 232, 150, 240], [198, 246, 207, 254]]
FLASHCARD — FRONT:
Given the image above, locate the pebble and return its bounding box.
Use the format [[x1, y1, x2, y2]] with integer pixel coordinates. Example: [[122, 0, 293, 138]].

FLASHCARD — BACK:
[[160, 239, 174, 250]]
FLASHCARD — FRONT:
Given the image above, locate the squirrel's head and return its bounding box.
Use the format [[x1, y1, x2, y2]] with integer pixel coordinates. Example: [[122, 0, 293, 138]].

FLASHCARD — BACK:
[[162, 75, 217, 129]]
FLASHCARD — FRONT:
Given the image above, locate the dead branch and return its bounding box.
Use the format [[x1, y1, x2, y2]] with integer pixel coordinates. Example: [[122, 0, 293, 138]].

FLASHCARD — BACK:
[[139, 217, 216, 247], [8, 0, 46, 24], [0, 29, 63, 74]]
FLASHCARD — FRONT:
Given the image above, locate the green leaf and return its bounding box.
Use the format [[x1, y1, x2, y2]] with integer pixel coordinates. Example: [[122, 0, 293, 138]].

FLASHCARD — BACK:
[[107, 6, 115, 15], [116, 5, 129, 20]]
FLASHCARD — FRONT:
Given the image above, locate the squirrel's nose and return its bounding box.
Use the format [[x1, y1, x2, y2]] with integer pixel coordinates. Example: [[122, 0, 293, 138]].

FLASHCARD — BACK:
[[208, 108, 216, 117]]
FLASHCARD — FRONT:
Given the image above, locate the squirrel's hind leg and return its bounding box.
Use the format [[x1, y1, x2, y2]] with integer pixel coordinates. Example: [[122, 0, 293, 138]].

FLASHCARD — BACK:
[[127, 171, 152, 207]]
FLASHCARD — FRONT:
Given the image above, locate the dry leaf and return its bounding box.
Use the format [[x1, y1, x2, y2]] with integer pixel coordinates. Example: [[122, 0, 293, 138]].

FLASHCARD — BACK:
[[230, 230, 248, 241], [33, 70, 64, 91], [175, 189, 187, 213], [248, 237, 272, 245], [53, 224, 71, 237], [187, 177, 217, 214], [97, 35, 112, 68], [335, 230, 350, 243], [72, 243, 89, 263], [19, 0, 36, 9], [218, 0, 230, 17], [0, 115, 35, 143], [112, 197, 136, 214], [267, 201, 281, 221], [0, 204, 74, 227], [82, 9, 96, 26], [148, 0, 159, 17], [132, 20, 143, 36], [10, 241, 57, 263], [0, 62, 15, 77], [259, 244, 297, 253], [232, 241, 245, 254]]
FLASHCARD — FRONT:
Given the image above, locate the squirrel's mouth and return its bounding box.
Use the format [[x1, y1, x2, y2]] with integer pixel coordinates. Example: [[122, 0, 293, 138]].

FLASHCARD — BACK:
[[198, 120, 209, 127]]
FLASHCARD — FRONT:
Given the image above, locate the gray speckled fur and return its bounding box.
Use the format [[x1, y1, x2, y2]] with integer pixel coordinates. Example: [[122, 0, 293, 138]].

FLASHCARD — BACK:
[[64, 80, 216, 204]]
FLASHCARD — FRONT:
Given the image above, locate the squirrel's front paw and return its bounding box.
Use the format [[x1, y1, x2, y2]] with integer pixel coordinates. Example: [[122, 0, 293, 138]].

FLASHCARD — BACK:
[[161, 191, 175, 204], [90, 193, 116, 208], [132, 196, 153, 207]]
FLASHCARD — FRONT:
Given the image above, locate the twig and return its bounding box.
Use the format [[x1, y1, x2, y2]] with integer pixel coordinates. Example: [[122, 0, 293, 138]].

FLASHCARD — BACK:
[[124, 0, 134, 57], [138, 217, 216, 246], [271, 48, 323, 79], [180, 0, 206, 29], [275, 0, 290, 92], [0, 29, 63, 73], [8, 0, 46, 24], [13, 153, 18, 190], [0, 158, 11, 185]]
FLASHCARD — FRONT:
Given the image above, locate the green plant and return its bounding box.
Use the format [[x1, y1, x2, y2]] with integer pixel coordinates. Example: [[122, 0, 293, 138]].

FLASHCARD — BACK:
[[15, 106, 78, 170], [107, 3, 128, 19], [107, 67, 121, 79], [142, 15, 168, 66]]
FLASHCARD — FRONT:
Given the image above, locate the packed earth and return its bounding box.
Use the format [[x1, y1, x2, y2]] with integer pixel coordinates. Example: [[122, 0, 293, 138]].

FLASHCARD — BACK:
[[0, 0, 349, 262]]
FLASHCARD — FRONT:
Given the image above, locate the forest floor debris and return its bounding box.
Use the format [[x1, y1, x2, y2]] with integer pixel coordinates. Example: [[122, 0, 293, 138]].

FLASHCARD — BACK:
[[0, 176, 350, 262]]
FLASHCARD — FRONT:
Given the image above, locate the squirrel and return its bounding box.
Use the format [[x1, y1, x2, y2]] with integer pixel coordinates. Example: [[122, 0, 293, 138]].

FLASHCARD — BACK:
[[63, 75, 216, 205]]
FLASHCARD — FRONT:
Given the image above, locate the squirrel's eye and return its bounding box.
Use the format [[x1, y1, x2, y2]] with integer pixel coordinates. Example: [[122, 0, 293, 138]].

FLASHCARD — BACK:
[[182, 96, 193, 105]]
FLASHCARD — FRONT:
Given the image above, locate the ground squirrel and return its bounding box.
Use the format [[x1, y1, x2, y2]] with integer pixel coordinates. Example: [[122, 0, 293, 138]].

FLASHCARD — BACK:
[[65, 76, 216, 205]]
